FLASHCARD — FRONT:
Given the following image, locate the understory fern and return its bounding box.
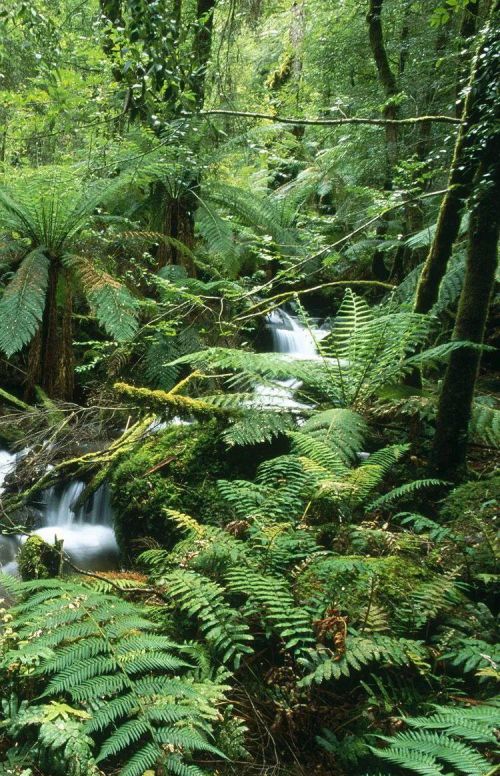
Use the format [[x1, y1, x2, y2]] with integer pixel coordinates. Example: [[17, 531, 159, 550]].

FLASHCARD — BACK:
[[371, 698, 499, 775], [1, 578, 226, 776]]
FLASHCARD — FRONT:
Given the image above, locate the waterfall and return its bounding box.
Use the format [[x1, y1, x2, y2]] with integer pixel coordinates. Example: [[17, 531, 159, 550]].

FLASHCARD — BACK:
[[266, 309, 326, 356], [41, 481, 113, 527], [253, 308, 328, 409], [0, 447, 119, 575], [33, 481, 118, 571]]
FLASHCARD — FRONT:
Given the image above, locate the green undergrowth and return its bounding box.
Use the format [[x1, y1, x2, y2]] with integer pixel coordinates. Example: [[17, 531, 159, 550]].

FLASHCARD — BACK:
[[1, 408, 498, 776]]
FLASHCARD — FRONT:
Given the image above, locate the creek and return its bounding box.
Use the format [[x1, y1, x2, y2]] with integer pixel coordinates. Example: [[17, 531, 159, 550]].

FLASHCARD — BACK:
[[0, 308, 325, 576]]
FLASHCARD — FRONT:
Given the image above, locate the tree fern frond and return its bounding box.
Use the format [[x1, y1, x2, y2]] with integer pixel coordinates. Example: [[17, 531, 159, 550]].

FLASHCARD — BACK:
[[65, 255, 139, 341], [368, 479, 446, 511], [0, 248, 49, 356], [301, 408, 369, 465]]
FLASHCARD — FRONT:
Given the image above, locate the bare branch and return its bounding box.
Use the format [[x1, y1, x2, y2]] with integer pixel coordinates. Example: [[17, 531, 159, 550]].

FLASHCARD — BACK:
[[199, 109, 461, 126]]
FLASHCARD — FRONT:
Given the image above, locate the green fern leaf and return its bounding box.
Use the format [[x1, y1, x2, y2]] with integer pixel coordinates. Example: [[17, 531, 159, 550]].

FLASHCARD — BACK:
[[0, 248, 49, 356]]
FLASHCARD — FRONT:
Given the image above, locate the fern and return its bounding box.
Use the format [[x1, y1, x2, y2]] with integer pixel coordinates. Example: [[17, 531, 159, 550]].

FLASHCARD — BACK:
[[226, 567, 316, 656], [299, 635, 427, 686], [2, 578, 225, 776], [371, 698, 499, 776], [470, 401, 500, 447], [300, 408, 369, 465], [159, 569, 254, 668], [0, 248, 49, 356], [368, 479, 446, 511], [222, 411, 294, 447], [65, 255, 139, 341]]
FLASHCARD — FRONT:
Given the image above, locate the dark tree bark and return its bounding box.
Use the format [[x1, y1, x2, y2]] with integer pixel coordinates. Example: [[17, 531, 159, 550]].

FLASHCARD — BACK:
[[366, 0, 399, 184], [414, 2, 498, 314], [25, 264, 74, 401], [431, 151, 499, 478], [456, 0, 480, 116]]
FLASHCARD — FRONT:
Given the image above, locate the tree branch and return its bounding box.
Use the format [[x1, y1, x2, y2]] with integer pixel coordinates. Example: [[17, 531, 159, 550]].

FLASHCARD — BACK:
[[198, 109, 461, 126]]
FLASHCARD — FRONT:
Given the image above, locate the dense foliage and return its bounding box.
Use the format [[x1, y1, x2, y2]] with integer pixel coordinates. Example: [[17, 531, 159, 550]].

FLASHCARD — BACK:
[[0, 0, 498, 774]]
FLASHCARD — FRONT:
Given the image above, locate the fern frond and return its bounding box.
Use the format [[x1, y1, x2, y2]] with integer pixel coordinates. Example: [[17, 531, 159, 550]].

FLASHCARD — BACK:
[[160, 569, 254, 667], [226, 568, 315, 655], [0, 249, 49, 356], [301, 408, 369, 465], [4, 579, 226, 776], [368, 479, 446, 511], [65, 255, 139, 341], [470, 401, 500, 448]]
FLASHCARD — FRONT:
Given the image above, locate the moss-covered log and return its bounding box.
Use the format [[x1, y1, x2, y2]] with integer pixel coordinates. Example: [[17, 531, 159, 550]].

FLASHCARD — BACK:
[[109, 420, 254, 560], [113, 381, 232, 418]]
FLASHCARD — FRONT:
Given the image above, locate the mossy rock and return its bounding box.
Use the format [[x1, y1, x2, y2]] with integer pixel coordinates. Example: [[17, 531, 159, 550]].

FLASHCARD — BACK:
[[18, 535, 63, 580], [110, 420, 252, 560]]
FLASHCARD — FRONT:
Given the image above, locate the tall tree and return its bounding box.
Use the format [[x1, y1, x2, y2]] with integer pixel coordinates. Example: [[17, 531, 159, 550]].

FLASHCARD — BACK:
[[414, 2, 498, 314], [431, 7, 499, 478]]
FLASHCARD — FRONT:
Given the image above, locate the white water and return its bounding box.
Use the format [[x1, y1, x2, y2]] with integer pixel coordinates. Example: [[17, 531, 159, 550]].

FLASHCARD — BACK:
[[0, 449, 118, 575], [267, 309, 327, 357], [252, 308, 328, 410]]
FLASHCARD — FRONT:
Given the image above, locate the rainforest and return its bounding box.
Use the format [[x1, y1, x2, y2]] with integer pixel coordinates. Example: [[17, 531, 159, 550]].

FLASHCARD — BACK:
[[0, 1, 498, 774]]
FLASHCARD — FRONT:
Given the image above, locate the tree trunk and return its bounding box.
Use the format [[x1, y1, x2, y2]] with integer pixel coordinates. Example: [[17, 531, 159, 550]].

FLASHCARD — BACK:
[[431, 149, 499, 478], [25, 263, 74, 401], [414, 2, 498, 314], [366, 0, 399, 279], [456, 0, 480, 117]]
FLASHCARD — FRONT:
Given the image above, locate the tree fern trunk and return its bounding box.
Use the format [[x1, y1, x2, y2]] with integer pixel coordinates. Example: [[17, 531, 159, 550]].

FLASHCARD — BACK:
[[431, 148, 499, 478], [25, 262, 74, 401]]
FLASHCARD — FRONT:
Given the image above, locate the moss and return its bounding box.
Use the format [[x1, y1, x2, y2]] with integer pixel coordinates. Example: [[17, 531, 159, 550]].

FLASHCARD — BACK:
[[18, 535, 63, 580], [439, 475, 499, 522], [110, 420, 251, 560]]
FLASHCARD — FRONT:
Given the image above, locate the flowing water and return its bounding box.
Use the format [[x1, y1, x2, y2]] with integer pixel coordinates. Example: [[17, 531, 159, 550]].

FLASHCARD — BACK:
[[254, 308, 328, 409], [0, 449, 119, 575], [0, 308, 324, 576]]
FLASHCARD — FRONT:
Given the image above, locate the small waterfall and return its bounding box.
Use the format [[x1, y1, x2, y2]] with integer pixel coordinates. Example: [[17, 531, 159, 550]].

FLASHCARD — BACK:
[[253, 308, 328, 410], [267, 309, 325, 356], [35, 481, 118, 571], [1, 446, 119, 575], [41, 481, 113, 527]]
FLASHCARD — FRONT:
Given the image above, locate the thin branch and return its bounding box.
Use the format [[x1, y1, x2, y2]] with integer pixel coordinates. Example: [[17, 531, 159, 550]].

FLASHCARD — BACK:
[[199, 109, 461, 126], [239, 187, 449, 301], [235, 281, 395, 322]]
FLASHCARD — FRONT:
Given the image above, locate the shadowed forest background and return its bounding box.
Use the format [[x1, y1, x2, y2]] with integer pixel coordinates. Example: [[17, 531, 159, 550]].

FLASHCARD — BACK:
[[0, 1, 498, 775]]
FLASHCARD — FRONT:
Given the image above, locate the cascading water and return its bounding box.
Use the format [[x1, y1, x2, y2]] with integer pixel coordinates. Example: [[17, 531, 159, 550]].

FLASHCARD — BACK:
[[0, 448, 119, 575], [266, 308, 326, 357], [255, 308, 328, 409], [34, 481, 118, 571]]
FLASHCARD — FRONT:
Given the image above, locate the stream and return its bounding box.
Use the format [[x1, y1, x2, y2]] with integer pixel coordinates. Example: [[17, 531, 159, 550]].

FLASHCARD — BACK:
[[0, 308, 325, 576]]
